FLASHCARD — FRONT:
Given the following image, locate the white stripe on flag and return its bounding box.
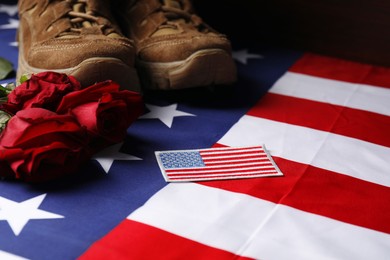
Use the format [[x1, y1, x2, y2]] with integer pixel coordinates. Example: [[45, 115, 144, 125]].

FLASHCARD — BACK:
[[0, 250, 29, 260], [270, 72, 390, 116], [128, 183, 390, 260], [218, 116, 390, 187]]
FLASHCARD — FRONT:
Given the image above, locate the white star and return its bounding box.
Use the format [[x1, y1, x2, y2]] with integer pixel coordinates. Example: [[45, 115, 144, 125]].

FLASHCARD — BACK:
[[9, 41, 18, 47], [0, 194, 64, 236], [232, 49, 263, 65], [140, 103, 196, 128], [93, 142, 142, 173], [0, 4, 18, 16], [0, 18, 19, 29]]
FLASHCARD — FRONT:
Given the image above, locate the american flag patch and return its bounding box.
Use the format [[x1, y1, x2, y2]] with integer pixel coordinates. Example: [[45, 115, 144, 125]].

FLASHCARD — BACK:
[[155, 145, 283, 182]]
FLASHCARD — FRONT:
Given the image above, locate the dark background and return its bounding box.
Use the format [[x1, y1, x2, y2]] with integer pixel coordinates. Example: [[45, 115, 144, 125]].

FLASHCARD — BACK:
[[3, 0, 390, 66], [195, 0, 390, 67]]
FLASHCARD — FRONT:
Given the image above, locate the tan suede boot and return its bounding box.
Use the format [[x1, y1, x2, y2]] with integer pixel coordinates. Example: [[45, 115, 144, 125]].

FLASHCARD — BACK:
[[17, 0, 140, 92], [114, 0, 237, 90]]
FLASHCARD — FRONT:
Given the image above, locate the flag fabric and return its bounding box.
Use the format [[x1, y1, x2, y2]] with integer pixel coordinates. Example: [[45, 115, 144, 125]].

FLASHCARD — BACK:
[[1, 2, 390, 260], [80, 54, 390, 260], [155, 146, 283, 182]]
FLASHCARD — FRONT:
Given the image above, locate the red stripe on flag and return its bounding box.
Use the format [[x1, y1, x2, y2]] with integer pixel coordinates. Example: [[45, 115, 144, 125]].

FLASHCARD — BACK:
[[247, 93, 390, 147], [79, 220, 254, 260], [203, 150, 390, 235], [289, 53, 390, 89]]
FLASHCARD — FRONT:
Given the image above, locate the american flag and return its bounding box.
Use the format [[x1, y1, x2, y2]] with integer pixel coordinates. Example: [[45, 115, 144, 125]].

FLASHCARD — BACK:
[[81, 54, 390, 260], [156, 146, 282, 182], [1, 2, 390, 259]]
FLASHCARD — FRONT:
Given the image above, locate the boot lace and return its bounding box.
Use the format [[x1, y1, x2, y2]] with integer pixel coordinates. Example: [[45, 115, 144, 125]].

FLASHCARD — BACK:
[[47, 0, 118, 38]]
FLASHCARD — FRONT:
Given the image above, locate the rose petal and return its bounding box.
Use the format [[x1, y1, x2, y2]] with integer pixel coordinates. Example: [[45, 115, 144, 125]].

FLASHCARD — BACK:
[[0, 108, 87, 147]]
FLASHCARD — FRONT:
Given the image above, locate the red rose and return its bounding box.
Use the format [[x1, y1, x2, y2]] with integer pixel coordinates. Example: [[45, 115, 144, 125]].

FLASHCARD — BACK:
[[2, 72, 80, 114], [0, 148, 23, 179], [0, 72, 144, 183], [56, 80, 143, 144], [0, 108, 90, 182]]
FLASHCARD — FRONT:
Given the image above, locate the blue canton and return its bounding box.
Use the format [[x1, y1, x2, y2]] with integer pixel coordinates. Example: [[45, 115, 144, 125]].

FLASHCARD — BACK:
[[159, 151, 205, 169]]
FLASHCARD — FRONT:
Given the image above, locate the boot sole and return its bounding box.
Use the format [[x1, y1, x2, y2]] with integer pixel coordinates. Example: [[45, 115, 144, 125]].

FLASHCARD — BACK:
[[136, 49, 237, 90], [17, 52, 141, 92]]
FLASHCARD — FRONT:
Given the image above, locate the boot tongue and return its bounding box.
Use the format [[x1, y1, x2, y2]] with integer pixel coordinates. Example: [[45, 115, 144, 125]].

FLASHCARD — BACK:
[[163, 0, 182, 9], [84, 0, 122, 38], [151, 0, 185, 37]]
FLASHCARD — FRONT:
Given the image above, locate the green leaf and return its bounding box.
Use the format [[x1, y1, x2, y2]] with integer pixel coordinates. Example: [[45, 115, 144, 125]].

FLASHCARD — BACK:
[[0, 86, 6, 98], [19, 74, 29, 84], [0, 57, 13, 80], [0, 82, 15, 95], [0, 97, 7, 105], [0, 110, 12, 133], [0, 83, 15, 104]]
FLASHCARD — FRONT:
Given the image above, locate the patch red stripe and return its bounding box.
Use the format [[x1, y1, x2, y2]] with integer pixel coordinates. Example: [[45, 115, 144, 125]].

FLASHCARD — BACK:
[[168, 167, 277, 178], [200, 146, 265, 154], [201, 151, 266, 159], [79, 220, 254, 260], [202, 155, 269, 164], [202, 151, 390, 235], [247, 93, 390, 147], [168, 172, 279, 180], [205, 158, 271, 166], [166, 162, 273, 171], [289, 53, 390, 89]]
